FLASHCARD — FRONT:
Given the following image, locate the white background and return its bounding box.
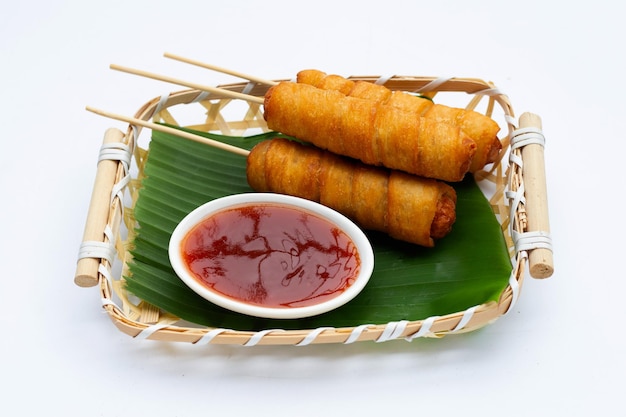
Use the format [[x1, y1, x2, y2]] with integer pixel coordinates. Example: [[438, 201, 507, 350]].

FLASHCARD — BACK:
[[2, 0, 623, 415]]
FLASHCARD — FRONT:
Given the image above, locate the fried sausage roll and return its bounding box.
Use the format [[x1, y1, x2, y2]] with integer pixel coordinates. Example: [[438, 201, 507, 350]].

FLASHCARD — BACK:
[[263, 81, 476, 182], [246, 138, 457, 247], [297, 69, 502, 173]]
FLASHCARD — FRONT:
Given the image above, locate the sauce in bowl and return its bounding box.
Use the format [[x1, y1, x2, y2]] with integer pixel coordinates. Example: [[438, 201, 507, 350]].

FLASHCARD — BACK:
[[182, 204, 360, 308], [169, 194, 374, 319]]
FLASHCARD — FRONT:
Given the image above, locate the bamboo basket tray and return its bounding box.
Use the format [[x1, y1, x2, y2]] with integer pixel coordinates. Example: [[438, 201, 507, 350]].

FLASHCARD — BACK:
[[75, 72, 554, 346]]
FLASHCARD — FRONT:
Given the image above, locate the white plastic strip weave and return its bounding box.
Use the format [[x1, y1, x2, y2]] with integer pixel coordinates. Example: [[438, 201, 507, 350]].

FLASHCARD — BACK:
[[98, 142, 131, 170], [110, 174, 130, 205], [376, 320, 409, 343], [405, 316, 440, 341], [77, 225, 116, 265], [99, 141, 132, 204], [97, 263, 123, 311], [474, 86, 505, 97], [134, 323, 171, 340], [374, 74, 393, 85], [153, 93, 170, 116], [415, 77, 453, 93], [244, 329, 285, 347], [510, 127, 546, 149], [344, 324, 374, 344], [505, 114, 518, 128], [296, 327, 334, 346], [507, 126, 554, 257], [241, 81, 256, 96], [77, 241, 115, 265], [513, 230, 553, 253], [194, 328, 232, 345], [449, 306, 477, 333], [77, 140, 131, 271], [192, 91, 210, 103]]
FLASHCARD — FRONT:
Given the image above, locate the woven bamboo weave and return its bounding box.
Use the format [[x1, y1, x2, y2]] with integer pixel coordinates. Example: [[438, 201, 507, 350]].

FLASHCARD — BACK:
[[76, 75, 550, 346]]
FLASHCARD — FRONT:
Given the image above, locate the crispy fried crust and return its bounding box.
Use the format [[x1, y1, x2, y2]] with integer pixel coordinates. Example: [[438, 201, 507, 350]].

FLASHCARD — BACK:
[[296, 70, 501, 173], [424, 104, 501, 172], [431, 189, 457, 239], [263, 82, 476, 182], [350, 80, 392, 102], [246, 138, 457, 247], [296, 69, 327, 88]]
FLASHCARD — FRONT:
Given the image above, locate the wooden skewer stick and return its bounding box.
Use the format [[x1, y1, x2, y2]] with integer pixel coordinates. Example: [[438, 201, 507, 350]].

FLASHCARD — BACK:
[[163, 52, 278, 86], [109, 64, 265, 105], [519, 112, 554, 278], [85, 106, 251, 157]]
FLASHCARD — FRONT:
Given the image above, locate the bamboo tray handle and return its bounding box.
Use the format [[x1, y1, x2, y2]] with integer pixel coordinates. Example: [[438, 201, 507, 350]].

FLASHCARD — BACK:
[[74, 128, 126, 287], [519, 112, 554, 278]]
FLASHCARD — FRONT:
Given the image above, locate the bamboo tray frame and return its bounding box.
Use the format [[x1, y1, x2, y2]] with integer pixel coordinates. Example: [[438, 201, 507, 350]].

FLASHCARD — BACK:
[[75, 73, 553, 346]]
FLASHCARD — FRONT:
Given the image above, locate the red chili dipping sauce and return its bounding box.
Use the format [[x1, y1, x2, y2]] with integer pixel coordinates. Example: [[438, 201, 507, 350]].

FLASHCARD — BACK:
[[180, 204, 362, 309]]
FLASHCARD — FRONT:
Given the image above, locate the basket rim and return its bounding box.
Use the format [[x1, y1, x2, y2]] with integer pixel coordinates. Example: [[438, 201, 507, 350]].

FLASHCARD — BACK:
[[80, 74, 534, 346]]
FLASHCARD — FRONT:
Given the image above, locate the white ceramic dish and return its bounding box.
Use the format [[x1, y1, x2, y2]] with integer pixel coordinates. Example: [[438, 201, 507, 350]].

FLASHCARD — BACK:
[[168, 193, 374, 319]]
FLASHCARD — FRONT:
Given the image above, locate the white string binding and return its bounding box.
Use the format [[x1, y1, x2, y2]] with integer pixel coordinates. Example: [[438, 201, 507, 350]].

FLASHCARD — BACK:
[[295, 327, 334, 346], [506, 125, 553, 261], [344, 324, 374, 344], [405, 316, 440, 341], [449, 306, 478, 333], [97, 140, 132, 204], [97, 263, 123, 311], [98, 142, 131, 170], [513, 230, 553, 253], [192, 91, 210, 103], [152, 93, 170, 116], [474, 86, 504, 97], [100, 298, 119, 310], [244, 329, 285, 347], [510, 127, 545, 149], [110, 174, 130, 205], [134, 323, 170, 340], [77, 241, 115, 265], [376, 320, 409, 343], [374, 74, 393, 86], [77, 225, 116, 265], [194, 328, 232, 345], [415, 77, 453, 93], [241, 81, 256, 96], [508, 150, 524, 170], [506, 183, 526, 228], [505, 114, 518, 128]]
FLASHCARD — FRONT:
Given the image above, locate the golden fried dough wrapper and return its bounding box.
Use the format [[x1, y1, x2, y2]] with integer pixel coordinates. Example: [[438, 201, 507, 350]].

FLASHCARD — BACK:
[[264, 82, 476, 182], [297, 69, 501, 172], [247, 138, 457, 247]]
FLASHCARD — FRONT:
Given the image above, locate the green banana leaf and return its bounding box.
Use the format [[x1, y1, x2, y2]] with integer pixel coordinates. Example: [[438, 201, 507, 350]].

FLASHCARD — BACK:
[[125, 128, 512, 331]]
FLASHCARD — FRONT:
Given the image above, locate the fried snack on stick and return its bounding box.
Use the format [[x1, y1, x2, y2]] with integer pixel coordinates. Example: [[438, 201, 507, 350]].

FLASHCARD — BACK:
[[247, 138, 457, 247], [297, 69, 501, 173], [263, 82, 476, 182]]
